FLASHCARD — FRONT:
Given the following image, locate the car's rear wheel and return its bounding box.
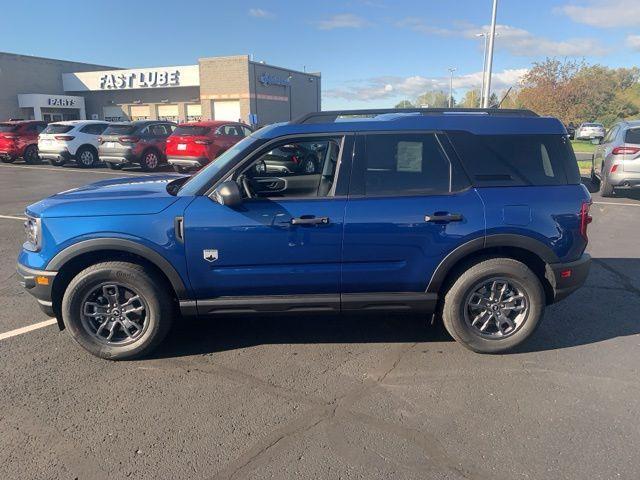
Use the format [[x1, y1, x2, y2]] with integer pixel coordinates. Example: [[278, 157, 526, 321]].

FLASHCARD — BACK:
[[49, 157, 66, 167], [0, 156, 15, 163], [141, 150, 160, 171], [76, 147, 97, 168], [106, 162, 123, 170], [23, 145, 40, 164], [173, 165, 190, 174], [442, 257, 544, 354], [600, 176, 614, 197], [62, 261, 174, 360]]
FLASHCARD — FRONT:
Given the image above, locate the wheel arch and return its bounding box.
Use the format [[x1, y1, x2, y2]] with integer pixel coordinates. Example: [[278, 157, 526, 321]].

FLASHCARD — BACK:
[[76, 143, 99, 157], [48, 239, 189, 326], [427, 234, 558, 305]]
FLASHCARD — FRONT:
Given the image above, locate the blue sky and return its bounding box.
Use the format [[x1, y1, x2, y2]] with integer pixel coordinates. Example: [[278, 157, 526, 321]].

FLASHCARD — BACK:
[[2, 0, 639, 109]]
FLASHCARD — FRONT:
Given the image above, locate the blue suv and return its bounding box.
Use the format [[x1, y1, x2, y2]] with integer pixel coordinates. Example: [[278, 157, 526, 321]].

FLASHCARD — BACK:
[[17, 109, 592, 359]]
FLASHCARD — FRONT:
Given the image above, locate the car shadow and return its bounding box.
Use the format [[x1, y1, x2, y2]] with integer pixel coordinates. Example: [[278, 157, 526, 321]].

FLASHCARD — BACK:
[[150, 257, 640, 359]]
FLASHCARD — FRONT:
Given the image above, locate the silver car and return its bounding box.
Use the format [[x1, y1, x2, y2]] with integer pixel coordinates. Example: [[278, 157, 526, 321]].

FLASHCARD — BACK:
[[592, 120, 640, 197], [576, 122, 606, 140]]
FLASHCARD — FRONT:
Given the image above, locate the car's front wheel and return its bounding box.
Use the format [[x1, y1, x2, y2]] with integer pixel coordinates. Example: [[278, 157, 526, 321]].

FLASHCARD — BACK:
[[442, 257, 544, 353], [62, 261, 174, 360]]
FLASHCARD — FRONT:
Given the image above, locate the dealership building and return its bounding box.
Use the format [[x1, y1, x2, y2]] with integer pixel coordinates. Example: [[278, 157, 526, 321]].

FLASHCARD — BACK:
[[0, 51, 321, 126]]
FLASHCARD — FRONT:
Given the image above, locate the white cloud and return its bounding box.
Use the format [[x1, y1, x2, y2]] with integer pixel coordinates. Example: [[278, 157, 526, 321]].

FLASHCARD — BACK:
[[396, 18, 607, 57], [558, 0, 640, 28], [248, 8, 274, 19], [315, 14, 371, 30], [627, 34, 640, 51], [325, 68, 528, 102]]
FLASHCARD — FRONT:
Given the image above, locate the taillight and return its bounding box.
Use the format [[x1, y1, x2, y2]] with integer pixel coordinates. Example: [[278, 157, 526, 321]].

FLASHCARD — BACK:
[[119, 136, 140, 143], [194, 139, 212, 145], [612, 146, 640, 155], [55, 135, 75, 141], [579, 201, 592, 242]]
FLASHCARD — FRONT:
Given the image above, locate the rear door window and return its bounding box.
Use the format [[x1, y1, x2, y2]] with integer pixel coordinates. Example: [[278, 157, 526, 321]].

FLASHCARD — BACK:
[[103, 125, 136, 136], [352, 133, 467, 196], [447, 132, 580, 186], [42, 124, 74, 134]]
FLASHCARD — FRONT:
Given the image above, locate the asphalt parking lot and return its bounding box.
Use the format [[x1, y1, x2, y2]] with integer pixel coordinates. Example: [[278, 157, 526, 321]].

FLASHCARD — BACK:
[[1, 160, 639, 480]]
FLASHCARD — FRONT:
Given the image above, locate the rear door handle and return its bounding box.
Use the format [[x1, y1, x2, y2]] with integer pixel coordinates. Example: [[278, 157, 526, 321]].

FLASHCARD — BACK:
[[291, 216, 330, 226], [424, 213, 463, 223]]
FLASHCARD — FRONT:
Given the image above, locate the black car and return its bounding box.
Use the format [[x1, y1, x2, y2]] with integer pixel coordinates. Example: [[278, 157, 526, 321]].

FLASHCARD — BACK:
[[98, 120, 176, 171], [566, 123, 576, 140], [261, 143, 320, 174]]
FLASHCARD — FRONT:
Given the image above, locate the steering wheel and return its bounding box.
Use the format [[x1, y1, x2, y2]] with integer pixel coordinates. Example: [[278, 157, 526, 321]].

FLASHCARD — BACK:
[[239, 174, 253, 198]]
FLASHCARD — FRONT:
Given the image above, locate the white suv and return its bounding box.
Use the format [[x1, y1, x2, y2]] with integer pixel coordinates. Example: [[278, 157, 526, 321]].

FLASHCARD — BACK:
[[38, 120, 109, 167]]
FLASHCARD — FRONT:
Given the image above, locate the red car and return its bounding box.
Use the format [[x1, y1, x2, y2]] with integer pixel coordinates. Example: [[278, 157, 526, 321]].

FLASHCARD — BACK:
[[0, 120, 47, 164], [166, 121, 252, 172]]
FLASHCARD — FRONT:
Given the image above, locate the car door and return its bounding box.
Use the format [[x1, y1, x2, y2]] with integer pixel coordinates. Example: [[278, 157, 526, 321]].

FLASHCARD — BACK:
[[341, 132, 484, 304], [183, 134, 352, 310]]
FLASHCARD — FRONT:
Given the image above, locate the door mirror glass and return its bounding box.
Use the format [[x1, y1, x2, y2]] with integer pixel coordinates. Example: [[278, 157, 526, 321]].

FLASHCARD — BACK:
[[212, 180, 243, 207]]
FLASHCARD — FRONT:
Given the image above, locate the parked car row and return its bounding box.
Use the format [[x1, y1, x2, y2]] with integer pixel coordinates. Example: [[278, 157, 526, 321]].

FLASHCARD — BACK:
[[0, 119, 253, 172]]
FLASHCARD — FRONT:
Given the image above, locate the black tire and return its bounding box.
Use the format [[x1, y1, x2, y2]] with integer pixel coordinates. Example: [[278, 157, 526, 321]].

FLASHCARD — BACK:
[[62, 261, 174, 360], [49, 157, 66, 167], [106, 162, 123, 170], [0, 156, 15, 163], [173, 165, 190, 174], [442, 257, 545, 354], [141, 149, 161, 172], [600, 176, 614, 197], [76, 146, 97, 168], [23, 145, 40, 164]]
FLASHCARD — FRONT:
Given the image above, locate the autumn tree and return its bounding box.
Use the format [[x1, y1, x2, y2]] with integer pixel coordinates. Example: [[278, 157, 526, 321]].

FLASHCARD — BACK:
[[460, 89, 481, 108], [395, 100, 414, 108]]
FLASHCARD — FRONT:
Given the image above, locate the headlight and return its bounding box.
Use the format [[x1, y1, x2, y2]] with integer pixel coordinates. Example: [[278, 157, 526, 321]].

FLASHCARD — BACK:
[[24, 215, 41, 251]]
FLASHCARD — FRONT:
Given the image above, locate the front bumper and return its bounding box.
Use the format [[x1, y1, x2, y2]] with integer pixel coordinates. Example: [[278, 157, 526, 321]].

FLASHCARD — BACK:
[[16, 263, 57, 318], [549, 253, 591, 302], [0, 150, 18, 160], [167, 156, 208, 168]]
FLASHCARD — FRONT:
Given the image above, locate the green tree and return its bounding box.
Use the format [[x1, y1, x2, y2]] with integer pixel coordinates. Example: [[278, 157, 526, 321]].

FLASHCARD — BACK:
[[415, 90, 449, 108], [395, 100, 414, 108], [460, 89, 481, 108]]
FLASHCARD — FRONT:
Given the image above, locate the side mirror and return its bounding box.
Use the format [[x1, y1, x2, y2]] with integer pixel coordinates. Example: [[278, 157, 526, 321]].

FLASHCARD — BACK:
[[212, 180, 242, 207], [591, 138, 601, 145]]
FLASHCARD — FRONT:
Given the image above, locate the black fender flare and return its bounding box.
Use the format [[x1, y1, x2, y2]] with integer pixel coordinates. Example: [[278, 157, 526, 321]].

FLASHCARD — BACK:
[[426, 234, 559, 294], [46, 238, 189, 298]]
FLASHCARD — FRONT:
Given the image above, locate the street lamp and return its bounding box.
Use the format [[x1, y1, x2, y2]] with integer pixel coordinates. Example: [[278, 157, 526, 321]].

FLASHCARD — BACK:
[[475, 31, 500, 107], [482, 0, 499, 108], [448, 67, 456, 108]]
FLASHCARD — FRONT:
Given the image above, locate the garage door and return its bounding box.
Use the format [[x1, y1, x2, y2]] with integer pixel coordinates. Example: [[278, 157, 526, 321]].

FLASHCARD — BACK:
[[130, 105, 151, 121], [186, 104, 202, 122], [158, 104, 179, 122], [213, 100, 240, 121], [103, 106, 127, 122]]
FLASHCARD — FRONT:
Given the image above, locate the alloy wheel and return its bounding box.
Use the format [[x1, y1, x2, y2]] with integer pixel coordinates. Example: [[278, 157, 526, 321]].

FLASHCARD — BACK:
[[463, 277, 529, 339], [80, 284, 148, 345], [145, 152, 158, 169], [80, 150, 95, 166]]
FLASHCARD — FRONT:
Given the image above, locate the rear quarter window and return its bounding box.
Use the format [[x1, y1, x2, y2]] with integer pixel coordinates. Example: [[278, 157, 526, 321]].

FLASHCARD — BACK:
[[447, 132, 580, 187], [625, 128, 640, 144]]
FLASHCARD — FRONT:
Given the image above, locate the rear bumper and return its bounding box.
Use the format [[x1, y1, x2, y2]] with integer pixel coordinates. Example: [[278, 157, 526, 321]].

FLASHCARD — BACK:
[[549, 253, 591, 303], [99, 148, 136, 165], [39, 148, 71, 162], [167, 156, 208, 168], [16, 263, 57, 318], [0, 148, 19, 159], [608, 171, 640, 187]]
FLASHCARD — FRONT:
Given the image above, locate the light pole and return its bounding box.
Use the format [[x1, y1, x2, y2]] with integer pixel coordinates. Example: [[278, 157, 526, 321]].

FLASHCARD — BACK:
[[482, 0, 499, 108], [476, 31, 500, 107], [448, 67, 456, 108]]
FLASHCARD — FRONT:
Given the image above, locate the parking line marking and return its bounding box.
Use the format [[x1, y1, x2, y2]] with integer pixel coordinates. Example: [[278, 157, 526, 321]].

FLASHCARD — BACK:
[[0, 214, 26, 221], [0, 163, 143, 176], [0, 318, 57, 341], [593, 201, 640, 207]]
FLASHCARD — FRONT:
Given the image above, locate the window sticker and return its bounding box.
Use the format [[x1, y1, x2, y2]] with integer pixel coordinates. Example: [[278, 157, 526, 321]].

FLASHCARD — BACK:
[[397, 141, 423, 172]]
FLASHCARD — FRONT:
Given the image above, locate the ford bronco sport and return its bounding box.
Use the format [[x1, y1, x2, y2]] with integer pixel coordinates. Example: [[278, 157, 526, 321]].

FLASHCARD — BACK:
[[17, 109, 592, 360]]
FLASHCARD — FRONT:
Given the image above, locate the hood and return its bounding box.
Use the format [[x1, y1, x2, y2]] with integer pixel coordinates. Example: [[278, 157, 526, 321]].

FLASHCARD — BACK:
[[27, 174, 186, 218]]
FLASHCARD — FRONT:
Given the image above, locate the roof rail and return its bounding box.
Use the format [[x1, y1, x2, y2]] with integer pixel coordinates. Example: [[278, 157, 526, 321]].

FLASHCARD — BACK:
[[291, 108, 539, 124]]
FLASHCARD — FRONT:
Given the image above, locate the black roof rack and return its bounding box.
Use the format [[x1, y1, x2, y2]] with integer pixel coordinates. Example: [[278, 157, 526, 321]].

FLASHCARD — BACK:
[[291, 108, 539, 124]]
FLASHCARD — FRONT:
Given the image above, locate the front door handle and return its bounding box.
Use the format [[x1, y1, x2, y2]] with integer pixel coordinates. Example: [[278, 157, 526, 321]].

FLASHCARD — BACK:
[[424, 213, 463, 223], [291, 216, 330, 226]]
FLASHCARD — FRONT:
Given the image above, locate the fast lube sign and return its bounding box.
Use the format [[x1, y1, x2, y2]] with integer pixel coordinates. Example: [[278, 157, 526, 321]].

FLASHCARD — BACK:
[[99, 70, 181, 89], [62, 65, 200, 91]]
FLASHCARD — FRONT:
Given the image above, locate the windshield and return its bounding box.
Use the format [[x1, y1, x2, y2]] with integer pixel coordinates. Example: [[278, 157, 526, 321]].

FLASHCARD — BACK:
[[178, 135, 266, 196], [43, 124, 74, 134], [0, 124, 19, 133], [173, 125, 210, 136], [103, 124, 136, 135]]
